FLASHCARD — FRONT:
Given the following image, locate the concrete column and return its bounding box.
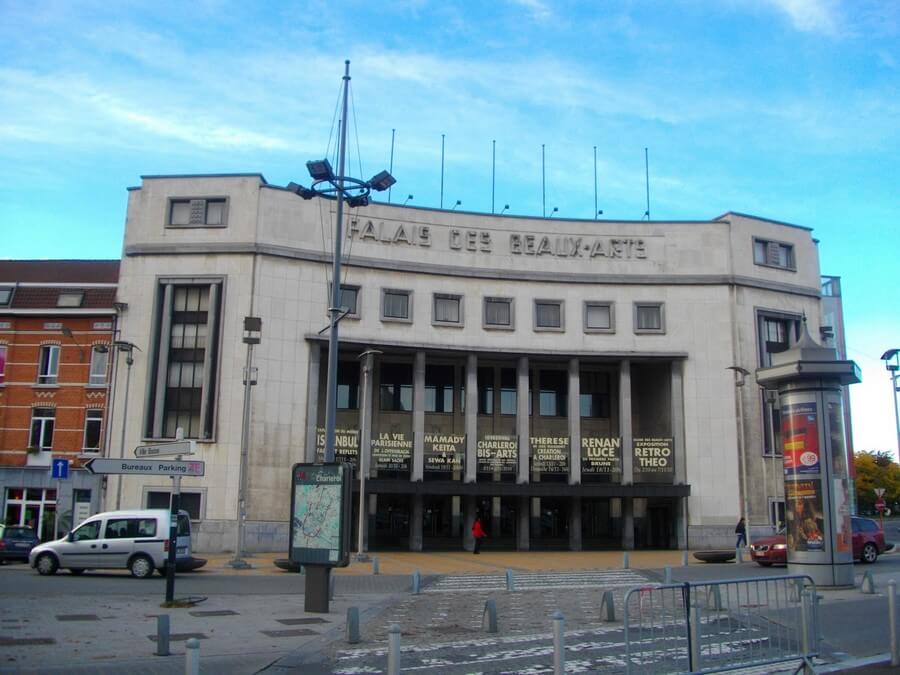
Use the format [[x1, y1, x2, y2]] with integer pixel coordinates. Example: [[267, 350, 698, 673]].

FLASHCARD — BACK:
[[305, 343, 321, 463], [452, 496, 462, 538], [569, 496, 582, 551], [412, 351, 426, 482], [410, 494, 424, 551], [465, 354, 478, 483], [464, 495, 476, 551], [517, 496, 530, 551], [671, 360, 687, 485], [622, 497, 635, 550], [676, 497, 688, 549], [620, 360, 633, 485], [517, 356, 529, 484], [359, 351, 375, 479], [568, 358, 581, 485], [491, 496, 501, 538], [366, 493, 377, 551]]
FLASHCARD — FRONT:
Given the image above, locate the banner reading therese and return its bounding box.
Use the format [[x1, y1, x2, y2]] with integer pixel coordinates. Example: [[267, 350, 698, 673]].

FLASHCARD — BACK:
[[785, 479, 826, 552], [581, 437, 622, 474], [633, 438, 675, 480], [476, 434, 518, 473], [315, 427, 359, 466], [372, 431, 412, 472], [530, 436, 569, 474], [424, 433, 465, 472]]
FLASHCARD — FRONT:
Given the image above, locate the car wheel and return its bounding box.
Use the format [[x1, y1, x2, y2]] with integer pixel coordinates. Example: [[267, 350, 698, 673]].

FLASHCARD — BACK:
[[862, 542, 878, 564], [35, 553, 59, 576], [69, 568, 86, 575], [757, 561, 773, 567], [129, 554, 154, 579]]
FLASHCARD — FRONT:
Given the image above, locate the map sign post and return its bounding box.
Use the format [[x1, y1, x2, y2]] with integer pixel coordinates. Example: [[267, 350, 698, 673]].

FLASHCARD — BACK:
[[290, 463, 352, 612]]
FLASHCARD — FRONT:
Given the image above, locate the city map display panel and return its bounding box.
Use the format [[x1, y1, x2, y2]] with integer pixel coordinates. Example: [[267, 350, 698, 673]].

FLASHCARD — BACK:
[[289, 463, 352, 567]]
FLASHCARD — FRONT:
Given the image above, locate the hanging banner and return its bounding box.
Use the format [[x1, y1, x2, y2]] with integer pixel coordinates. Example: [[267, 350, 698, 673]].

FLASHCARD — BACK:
[[633, 438, 675, 475], [581, 437, 622, 474], [315, 427, 359, 466], [424, 433, 465, 472], [530, 436, 569, 474], [476, 434, 518, 473], [371, 431, 412, 472], [785, 479, 826, 552], [782, 401, 820, 475]]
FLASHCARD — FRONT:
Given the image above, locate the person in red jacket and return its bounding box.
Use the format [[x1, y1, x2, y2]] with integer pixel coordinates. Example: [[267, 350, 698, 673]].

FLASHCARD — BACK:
[[472, 517, 486, 554]]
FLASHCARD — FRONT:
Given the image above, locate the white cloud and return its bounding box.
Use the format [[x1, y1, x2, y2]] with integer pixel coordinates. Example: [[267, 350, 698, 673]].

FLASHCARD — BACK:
[[763, 0, 841, 35], [507, 0, 554, 23]]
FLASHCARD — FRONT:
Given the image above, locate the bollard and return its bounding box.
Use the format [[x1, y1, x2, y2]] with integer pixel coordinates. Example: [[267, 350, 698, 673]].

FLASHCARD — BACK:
[[735, 546, 743, 564], [707, 585, 723, 611], [664, 566, 673, 584], [599, 590, 616, 622], [373, 556, 380, 575], [552, 611, 565, 675], [346, 607, 360, 644], [185, 637, 200, 675], [890, 580, 898, 667], [790, 578, 803, 603], [412, 570, 421, 594], [155, 614, 170, 657], [682, 550, 689, 567], [861, 571, 876, 594], [506, 568, 515, 592], [800, 591, 812, 659], [689, 602, 701, 671], [387, 623, 401, 675], [483, 599, 498, 633], [329, 574, 336, 600], [623, 551, 630, 569]]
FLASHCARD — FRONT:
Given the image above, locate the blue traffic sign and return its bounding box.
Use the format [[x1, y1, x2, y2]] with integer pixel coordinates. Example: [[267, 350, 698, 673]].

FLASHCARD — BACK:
[[51, 458, 69, 480]]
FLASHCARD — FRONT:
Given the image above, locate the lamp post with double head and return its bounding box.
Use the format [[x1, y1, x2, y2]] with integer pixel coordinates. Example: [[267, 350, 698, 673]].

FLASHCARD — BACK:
[[113, 341, 140, 510]]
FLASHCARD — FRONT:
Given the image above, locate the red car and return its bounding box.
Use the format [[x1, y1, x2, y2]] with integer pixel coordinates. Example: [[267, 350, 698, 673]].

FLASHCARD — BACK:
[[751, 516, 887, 566]]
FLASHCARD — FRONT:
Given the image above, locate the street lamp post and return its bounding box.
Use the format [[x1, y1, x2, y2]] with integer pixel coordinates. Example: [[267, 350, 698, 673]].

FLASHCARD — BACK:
[[881, 349, 900, 457], [728, 366, 753, 549], [229, 317, 261, 569], [356, 349, 381, 562], [113, 341, 140, 510]]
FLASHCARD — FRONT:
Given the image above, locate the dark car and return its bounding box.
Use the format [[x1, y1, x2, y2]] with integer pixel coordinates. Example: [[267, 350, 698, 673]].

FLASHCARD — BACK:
[[0, 524, 40, 563], [751, 516, 888, 566]]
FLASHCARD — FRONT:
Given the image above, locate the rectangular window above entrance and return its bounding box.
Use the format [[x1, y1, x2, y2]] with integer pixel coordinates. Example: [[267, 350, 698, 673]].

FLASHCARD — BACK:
[[168, 198, 228, 227]]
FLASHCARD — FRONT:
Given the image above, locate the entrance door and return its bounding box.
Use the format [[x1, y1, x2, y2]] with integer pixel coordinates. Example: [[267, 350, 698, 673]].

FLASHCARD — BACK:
[[582, 498, 621, 549], [372, 495, 410, 550], [423, 496, 455, 549], [532, 497, 569, 550], [647, 504, 673, 549]]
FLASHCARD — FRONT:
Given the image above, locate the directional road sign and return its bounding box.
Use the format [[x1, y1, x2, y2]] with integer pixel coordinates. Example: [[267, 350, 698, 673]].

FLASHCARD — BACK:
[[84, 458, 205, 477], [51, 458, 69, 480], [134, 440, 196, 458]]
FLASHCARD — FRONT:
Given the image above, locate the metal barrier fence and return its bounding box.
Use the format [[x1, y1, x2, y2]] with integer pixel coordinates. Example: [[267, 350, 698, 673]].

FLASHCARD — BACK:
[[624, 575, 818, 674]]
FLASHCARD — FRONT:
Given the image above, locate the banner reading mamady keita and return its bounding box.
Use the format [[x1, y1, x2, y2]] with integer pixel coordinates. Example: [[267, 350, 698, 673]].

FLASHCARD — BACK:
[[530, 436, 569, 474], [476, 434, 518, 473], [633, 438, 674, 475], [315, 427, 359, 466], [581, 437, 621, 474], [424, 433, 465, 472]]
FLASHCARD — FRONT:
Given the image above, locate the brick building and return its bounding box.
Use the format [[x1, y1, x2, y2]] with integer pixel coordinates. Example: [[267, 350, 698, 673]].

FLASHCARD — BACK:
[[0, 261, 119, 540]]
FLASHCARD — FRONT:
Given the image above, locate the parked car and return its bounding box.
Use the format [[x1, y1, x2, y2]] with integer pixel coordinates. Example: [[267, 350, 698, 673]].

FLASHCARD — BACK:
[[751, 516, 887, 566], [28, 509, 197, 578], [0, 524, 40, 564]]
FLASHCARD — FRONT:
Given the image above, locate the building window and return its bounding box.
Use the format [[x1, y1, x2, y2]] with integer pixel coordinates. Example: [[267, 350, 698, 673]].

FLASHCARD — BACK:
[[499, 367, 517, 415], [337, 361, 359, 410], [89, 346, 109, 385], [379, 362, 413, 411], [580, 371, 611, 418], [381, 289, 411, 322], [338, 285, 359, 317], [57, 291, 84, 308], [753, 238, 795, 270], [534, 300, 564, 330], [538, 370, 567, 417], [0, 344, 6, 384], [484, 297, 513, 329], [147, 281, 222, 440], [145, 489, 204, 521], [83, 410, 103, 451], [634, 303, 665, 333], [584, 302, 614, 332], [37, 345, 60, 385], [29, 408, 55, 451], [758, 312, 800, 455], [425, 365, 455, 413], [0, 287, 14, 306], [477, 367, 494, 415], [168, 198, 227, 227], [433, 294, 462, 325]]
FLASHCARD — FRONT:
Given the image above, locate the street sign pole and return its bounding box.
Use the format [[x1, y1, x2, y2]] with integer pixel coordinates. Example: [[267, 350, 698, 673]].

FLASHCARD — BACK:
[[165, 428, 185, 604]]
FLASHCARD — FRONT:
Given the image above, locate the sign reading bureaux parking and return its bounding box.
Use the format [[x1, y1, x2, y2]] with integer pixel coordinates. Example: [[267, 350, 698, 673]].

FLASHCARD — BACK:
[[84, 458, 205, 476], [289, 463, 351, 567]]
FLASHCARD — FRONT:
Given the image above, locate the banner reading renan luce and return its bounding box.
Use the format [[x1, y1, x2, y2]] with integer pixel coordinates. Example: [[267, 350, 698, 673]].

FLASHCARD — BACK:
[[581, 437, 622, 474]]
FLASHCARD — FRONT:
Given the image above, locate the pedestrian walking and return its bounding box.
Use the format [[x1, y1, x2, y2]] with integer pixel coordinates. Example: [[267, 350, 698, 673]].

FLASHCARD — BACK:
[[472, 517, 486, 554], [735, 517, 747, 548]]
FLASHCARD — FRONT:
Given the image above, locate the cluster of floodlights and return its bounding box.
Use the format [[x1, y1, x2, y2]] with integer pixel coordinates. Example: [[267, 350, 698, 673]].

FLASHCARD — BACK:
[[287, 159, 396, 208]]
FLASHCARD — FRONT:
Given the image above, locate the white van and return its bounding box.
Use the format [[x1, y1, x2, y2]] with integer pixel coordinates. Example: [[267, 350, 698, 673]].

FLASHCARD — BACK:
[[29, 509, 192, 578]]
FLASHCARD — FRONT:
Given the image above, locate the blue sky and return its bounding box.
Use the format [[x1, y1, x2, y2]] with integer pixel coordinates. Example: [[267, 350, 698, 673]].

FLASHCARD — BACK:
[[1, 0, 898, 453]]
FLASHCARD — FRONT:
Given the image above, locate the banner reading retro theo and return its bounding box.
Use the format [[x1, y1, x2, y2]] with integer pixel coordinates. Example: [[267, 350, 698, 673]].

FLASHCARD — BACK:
[[633, 438, 674, 475], [476, 434, 518, 473], [782, 402, 820, 475], [785, 479, 826, 552], [530, 436, 569, 474], [315, 427, 359, 466], [581, 437, 622, 474], [371, 431, 412, 472], [424, 433, 465, 472]]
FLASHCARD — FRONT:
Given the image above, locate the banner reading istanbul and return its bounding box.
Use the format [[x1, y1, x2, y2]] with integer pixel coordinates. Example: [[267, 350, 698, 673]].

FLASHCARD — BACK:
[[782, 402, 820, 475], [315, 427, 359, 466]]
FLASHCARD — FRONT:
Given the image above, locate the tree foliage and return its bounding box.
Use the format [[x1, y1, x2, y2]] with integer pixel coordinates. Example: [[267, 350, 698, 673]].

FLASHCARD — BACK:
[[855, 451, 900, 513]]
